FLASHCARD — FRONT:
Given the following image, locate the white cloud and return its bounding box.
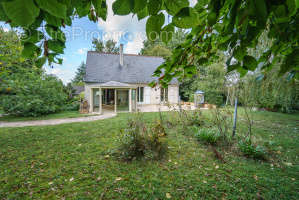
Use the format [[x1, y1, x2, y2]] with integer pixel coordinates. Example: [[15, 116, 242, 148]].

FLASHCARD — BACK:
[[97, 0, 146, 54], [77, 47, 88, 55], [125, 35, 144, 54], [45, 64, 75, 84]]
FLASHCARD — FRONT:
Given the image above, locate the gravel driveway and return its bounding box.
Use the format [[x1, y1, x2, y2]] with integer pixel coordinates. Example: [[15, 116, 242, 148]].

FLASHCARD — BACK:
[[0, 113, 116, 128]]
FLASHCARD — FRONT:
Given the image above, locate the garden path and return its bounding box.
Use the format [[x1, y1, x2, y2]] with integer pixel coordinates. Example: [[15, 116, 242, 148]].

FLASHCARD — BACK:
[[0, 113, 116, 128]]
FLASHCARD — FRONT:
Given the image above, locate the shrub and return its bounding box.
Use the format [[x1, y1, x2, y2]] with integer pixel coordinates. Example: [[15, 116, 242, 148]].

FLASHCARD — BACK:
[[118, 113, 167, 161], [180, 109, 205, 127], [1, 73, 67, 117], [238, 140, 267, 160], [211, 107, 232, 142], [195, 128, 220, 145], [63, 100, 80, 111]]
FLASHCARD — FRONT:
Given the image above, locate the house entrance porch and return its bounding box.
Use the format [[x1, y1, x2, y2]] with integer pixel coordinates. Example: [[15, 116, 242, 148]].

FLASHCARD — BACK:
[[89, 82, 137, 114]]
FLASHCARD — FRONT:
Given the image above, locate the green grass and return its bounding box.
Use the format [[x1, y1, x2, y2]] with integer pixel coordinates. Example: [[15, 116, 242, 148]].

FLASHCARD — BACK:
[[0, 111, 96, 122], [0, 110, 298, 199]]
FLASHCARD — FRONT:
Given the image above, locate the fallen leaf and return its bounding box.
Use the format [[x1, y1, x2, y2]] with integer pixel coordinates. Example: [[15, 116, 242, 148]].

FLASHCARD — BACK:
[[166, 193, 171, 199]]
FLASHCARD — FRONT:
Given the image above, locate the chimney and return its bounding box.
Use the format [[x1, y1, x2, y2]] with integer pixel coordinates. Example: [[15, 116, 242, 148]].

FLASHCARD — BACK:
[[120, 44, 124, 66]]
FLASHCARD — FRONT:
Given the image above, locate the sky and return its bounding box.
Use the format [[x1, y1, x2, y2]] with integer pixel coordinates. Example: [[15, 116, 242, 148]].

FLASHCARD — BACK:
[[1, 0, 198, 84]]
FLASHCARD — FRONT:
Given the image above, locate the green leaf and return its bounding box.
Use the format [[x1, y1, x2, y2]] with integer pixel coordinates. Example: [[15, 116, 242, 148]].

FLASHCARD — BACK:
[[254, 0, 267, 26], [0, 4, 9, 21], [99, 0, 108, 20], [35, 57, 47, 68], [47, 40, 65, 54], [22, 42, 39, 58], [92, 0, 108, 20], [133, 0, 147, 13], [112, 0, 134, 15], [286, 0, 297, 17], [2, 0, 40, 27], [35, 0, 67, 19], [227, 63, 241, 72], [146, 13, 165, 41], [233, 46, 246, 61], [148, 0, 163, 15], [45, 25, 66, 42], [137, 6, 148, 20], [22, 30, 44, 44], [243, 55, 257, 71], [172, 7, 199, 28], [280, 49, 299, 74], [184, 65, 197, 76], [237, 67, 248, 77], [164, 0, 189, 16], [207, 11, 217, 26], [161, 23, 174, 44], [75, 1, 91, 18], [45, 13, 62, 27]]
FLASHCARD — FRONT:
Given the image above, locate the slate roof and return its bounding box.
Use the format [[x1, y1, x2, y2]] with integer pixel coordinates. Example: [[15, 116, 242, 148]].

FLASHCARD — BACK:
[[84, 52, 178, 84], [73, 86, 84, 95]]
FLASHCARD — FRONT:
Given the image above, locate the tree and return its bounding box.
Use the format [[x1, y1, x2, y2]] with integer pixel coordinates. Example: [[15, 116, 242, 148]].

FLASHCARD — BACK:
[[238, 68, 299, 113], [1, 72, 67, 116], [0, 0, 298, 83], [92, 38, 119, 53], [0, 27, 40, 95], [72, 62, 86, 84], [0, 28, 68, 116], [140, 29, 187, 58], [190, 62, 226, 106]]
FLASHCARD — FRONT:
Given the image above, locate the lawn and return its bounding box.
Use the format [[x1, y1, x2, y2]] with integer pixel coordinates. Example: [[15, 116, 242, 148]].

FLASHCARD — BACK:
[[0, 111, 95, 122], [0, 110, 298, 199]]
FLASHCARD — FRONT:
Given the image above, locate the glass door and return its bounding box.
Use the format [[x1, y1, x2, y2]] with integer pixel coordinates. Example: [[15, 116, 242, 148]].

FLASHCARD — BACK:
[[116, 89, 129, 112], [92, 88, 100, 112]]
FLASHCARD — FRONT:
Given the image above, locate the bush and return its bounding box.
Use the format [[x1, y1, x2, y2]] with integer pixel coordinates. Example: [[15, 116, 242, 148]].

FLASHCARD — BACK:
[[118, 113, 168, 161], [195, 128, 220, 145], [238, 140, 267, 160], [63, 101, 80, 111], [1, 74, 67, 117], [180, 109, 205, 127]]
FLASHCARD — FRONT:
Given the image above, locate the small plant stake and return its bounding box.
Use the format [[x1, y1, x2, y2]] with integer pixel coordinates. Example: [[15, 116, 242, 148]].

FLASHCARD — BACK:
[[232, 97, 238, 137]]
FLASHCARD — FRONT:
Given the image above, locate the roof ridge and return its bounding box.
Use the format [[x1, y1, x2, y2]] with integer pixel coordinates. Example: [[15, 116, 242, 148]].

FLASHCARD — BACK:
[[87, 51, 164, 58]]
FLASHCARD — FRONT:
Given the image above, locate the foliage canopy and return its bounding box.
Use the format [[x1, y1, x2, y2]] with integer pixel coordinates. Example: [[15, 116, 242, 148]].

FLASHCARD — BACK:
[[0, 0, 298, 83]]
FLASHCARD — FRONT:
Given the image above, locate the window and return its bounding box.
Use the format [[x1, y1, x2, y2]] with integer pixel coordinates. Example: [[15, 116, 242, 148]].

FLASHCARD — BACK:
[[137, 87, 144, 102], [160, 87, 168, 102]]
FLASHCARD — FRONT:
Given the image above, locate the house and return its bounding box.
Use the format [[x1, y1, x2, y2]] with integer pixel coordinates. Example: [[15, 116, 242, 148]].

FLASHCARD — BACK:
[[84, 44, 179, 113]]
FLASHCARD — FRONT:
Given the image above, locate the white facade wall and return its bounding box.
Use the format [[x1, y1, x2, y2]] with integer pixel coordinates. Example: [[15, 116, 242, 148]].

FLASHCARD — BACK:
[[84, 83, 179, 106], [143, 86, 151, 104], [168, 85, 179, 104]]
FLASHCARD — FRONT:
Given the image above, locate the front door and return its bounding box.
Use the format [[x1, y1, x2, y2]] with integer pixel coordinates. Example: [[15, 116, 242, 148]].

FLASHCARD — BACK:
[[116, 89, 129, 112]]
